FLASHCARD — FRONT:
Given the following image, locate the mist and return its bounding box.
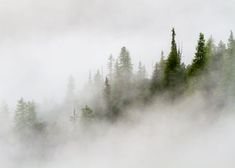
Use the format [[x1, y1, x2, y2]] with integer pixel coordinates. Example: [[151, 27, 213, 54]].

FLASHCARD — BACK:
[[1, 0, 235, 167], [1, 94, 235, 168], [0, 0, 234, 104]]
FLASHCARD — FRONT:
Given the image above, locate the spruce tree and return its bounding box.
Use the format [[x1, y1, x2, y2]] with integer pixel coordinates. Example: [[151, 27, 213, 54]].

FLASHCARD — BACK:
[[94, 70, 103, 89], [104, 77, 112, 115], [118, 47, 132, 80], [107, 55, 114, 82], [164, 28, 181, 89], [151, 52, 166, 94], [104, 77, 111, 102], [223, 31, 235, 96], [15, 98, 26, 129], [15, 98, 37, 130], [188, 33, 207, 77], [137, 62, 146, 80]]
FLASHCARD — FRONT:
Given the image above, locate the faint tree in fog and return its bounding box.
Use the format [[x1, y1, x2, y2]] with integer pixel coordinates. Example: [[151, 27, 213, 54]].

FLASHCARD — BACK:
[[14, 98, 37, 130], [107, 55, 114, 82], [150, 51, 166, 95]]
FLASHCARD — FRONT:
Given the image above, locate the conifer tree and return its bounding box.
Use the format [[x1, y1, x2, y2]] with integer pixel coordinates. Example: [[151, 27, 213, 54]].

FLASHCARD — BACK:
[[223, 31, 235, 96], [104, 77, 112, 114], [15, 98, 26, 129], [15, 98, 37, 130], [94, 70, 103, 89], [137, 62, 146, 80], [151, 52, 166, 94], [164, 28, 181, 89], [188, 33, 207, 77], [104, 77, 111, 102], [107, 55, 114, 82], [81, 105, 94, 121], [118, 47, 132, 80]]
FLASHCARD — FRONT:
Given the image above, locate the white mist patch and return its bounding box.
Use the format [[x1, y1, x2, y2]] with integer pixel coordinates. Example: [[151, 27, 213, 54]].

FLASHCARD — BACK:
[[1, 94, 233, 168]]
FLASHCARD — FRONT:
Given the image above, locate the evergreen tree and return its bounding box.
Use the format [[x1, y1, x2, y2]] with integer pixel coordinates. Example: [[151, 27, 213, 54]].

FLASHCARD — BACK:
[[15, 98, 37, 130], [164, 28, 181, 89], [94, 70, 103, 89], [118, 47, 133, 80], [188, 33, 207, 77], [104, 77, 111, 102], [227, 31, 235, 50], [0, 101, 9, 119], [103, 77, 112, 116], [151, 52, 166, 94], [114, 59, 120, 80], [137, 62, 146, 80], [107, 55, 114, 82], [15, 98, 27, 129], [223, 31, 235, 96], [81, 105, 94, 121]]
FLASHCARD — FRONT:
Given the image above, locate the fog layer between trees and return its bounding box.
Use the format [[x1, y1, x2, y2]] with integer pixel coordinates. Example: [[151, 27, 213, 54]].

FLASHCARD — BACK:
[[1, 29, 235, 167]]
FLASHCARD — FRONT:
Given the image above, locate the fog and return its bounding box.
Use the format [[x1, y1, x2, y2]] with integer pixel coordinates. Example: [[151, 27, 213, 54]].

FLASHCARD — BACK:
[[0, 0, 235, 167], [1, 93, 235, 168], [0, 0, 234, 104]]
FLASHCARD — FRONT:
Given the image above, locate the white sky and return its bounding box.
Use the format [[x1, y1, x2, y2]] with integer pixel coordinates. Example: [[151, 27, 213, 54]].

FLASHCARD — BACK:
[[0, 0, 234, 105]]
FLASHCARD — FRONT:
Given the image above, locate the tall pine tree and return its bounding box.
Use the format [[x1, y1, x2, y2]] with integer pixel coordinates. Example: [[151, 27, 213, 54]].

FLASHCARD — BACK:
[[164, 28, 181, 89], [188, 33, 207, 77]]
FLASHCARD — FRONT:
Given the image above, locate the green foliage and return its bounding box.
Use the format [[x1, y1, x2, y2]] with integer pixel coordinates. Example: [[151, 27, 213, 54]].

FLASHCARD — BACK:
[[12, 29, 235, 126], [119, 47, 132, 71], [163, 28, 184, 93], [137, 62, 146, 80], [15, 98, 37, 130], [222, 31, 235, 96], [150, 52, 166, 94], [81, 105, 94, 120], [107, 55, 114, 82], [104, 77, 111, 102], [118, 47, 133, 81], [188, 33, 207, 77]]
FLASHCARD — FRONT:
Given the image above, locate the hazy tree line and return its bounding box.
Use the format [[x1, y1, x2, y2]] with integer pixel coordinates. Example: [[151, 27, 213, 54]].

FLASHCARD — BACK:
[[4, 28, 235, 134]]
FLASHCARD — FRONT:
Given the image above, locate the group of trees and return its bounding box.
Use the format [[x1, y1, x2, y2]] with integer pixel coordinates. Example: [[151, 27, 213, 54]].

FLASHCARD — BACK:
[[81, 28, 235, 121], [11, 28, 235, 132], [14, 98, 44, 135]]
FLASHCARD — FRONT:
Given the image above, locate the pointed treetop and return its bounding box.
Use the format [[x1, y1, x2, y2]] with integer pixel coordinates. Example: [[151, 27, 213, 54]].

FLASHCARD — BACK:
[[229, 31, 234, 41], [228, 31, 235, 49], [172, 28, 176, 38], [170, 28, 177, 55]]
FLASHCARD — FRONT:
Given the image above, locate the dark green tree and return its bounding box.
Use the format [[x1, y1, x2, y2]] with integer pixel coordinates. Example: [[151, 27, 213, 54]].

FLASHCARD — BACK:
[[164, 28, 181, 89], [188, 33, 207, 77]]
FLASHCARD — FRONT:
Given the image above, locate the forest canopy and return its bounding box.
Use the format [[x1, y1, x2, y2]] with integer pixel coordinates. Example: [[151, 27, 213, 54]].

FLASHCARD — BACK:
[[2, 28, 235, 134]]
